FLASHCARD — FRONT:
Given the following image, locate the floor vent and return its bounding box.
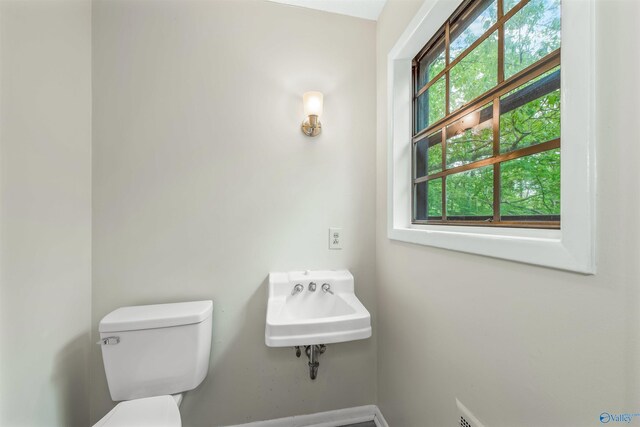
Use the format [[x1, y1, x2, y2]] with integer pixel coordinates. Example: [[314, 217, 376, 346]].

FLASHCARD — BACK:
[[456, 399, 487, 427], [460, 415, 473, 427]]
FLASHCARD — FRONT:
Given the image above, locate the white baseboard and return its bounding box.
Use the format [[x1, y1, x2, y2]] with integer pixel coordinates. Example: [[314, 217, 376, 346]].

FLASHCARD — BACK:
[[222, 404, 389, 427]]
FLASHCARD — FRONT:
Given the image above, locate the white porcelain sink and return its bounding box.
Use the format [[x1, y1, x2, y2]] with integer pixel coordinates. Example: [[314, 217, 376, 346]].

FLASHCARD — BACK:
[[265, 270, 371, 347]]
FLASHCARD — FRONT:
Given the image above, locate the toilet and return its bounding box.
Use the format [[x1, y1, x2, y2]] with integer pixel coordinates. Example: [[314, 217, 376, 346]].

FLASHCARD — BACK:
[[93, 300, 213, 427]]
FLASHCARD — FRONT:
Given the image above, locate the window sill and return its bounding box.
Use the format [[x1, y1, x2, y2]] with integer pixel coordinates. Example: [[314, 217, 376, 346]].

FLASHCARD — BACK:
[[389, 224, 594, 273]]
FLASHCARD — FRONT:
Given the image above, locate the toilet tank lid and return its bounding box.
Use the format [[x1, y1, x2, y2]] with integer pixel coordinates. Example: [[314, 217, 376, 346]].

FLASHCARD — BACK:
[[99, 300, 213, 333]]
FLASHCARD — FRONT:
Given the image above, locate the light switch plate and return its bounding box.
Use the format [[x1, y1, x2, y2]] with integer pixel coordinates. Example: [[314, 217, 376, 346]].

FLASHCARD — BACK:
[[329, 227, 342, 250]]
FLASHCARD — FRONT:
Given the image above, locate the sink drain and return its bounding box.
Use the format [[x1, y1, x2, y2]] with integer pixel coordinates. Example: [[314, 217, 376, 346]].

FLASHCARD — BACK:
[[295, 344, 326, 379]]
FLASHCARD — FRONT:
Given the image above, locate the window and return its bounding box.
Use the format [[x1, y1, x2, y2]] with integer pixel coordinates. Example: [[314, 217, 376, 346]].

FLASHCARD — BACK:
[[386, 0, 594, 272], [411, 0, 561, 228]]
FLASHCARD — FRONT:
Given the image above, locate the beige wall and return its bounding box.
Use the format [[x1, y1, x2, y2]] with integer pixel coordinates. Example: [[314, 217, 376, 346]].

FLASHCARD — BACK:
[[0, 1, 92, 426], [91, 1, 377, 425], [376, 1, 640, 426]]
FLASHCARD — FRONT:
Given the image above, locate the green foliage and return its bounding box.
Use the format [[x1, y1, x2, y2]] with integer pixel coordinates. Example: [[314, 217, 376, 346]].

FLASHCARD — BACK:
[[446, 104, 494, 168], [450, 32, 498, 111], [450, 0, 497, 60], [427, 142, 442, 174], [503, 0, 521, 14], [504, 0, 561, 79], [446, 167, 494, 217], [417, 77, 446, 132], [419, 38, 446, 88], [500, 71, 560, 153], [501, 150, 560, 216], [428, 179, 443, 217], [418, 77, 447, 128]]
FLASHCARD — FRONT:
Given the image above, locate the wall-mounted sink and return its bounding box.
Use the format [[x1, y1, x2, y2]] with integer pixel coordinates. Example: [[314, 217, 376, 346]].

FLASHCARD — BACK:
[[265, 270, 371, 347]]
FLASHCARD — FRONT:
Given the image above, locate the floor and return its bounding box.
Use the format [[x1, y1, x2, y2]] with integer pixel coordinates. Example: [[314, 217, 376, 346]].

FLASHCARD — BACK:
[[339, 422, 376, 427]]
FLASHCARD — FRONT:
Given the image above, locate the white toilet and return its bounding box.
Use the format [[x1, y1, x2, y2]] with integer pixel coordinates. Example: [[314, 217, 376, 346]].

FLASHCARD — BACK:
[[93, 300, 213, 427]]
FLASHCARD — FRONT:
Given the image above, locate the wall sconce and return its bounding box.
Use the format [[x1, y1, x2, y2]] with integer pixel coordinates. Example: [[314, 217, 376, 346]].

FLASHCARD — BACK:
[[301, 91, 323, 137]]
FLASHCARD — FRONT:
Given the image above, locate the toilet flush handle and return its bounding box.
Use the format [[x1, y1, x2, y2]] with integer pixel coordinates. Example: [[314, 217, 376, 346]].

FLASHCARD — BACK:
[[97, 336, 120, 346]]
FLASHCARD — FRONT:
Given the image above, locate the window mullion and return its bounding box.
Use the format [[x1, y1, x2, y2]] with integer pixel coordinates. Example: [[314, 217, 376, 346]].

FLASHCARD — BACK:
[[441, 127, 447, 220], [445, 21, 451, 116], [495, 0, 503, 223], [497, 0, 505, 84], [492, 99, 501, 223], [442, 20, 450, 221]]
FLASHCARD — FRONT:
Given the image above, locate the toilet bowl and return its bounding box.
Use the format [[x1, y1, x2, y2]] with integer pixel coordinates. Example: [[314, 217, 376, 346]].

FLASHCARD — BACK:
[[93, 301, 213, 426], [93, 395, 181, 427]]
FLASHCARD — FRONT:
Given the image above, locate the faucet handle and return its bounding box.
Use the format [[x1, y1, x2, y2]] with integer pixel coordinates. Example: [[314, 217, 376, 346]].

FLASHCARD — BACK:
[[291, 284, 304, 295], [321, 283, 334, 295]]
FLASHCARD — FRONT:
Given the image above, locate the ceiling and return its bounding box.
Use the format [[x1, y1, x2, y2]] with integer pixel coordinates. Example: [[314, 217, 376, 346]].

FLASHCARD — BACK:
[[267, 0, 387, 21]]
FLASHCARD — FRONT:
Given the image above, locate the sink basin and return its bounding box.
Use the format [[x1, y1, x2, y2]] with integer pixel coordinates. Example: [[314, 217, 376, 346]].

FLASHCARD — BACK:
[[265, 270, 371, 347]]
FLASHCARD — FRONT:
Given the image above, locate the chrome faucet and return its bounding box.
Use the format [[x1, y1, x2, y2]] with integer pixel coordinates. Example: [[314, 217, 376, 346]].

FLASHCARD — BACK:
[[321, 283, 334, 295], [308, 282, 317, 292], [291, 284, 304, 295]]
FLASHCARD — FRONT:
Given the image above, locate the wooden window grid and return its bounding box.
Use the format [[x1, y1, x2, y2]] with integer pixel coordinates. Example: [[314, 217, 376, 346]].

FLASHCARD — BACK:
[[411, 0, 561, 229]]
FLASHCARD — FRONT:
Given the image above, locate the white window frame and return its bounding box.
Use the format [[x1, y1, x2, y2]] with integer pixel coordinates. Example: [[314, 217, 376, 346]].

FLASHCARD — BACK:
[[387, 0, 596, 274]]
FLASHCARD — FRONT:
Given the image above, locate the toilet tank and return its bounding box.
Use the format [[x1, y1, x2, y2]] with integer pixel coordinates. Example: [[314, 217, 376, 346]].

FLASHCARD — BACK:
[[99, 301, 213, 401]]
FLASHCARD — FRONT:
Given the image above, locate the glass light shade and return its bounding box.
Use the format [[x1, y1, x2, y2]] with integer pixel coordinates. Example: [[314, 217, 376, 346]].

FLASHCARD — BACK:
[[303, 91, 323, 117]]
